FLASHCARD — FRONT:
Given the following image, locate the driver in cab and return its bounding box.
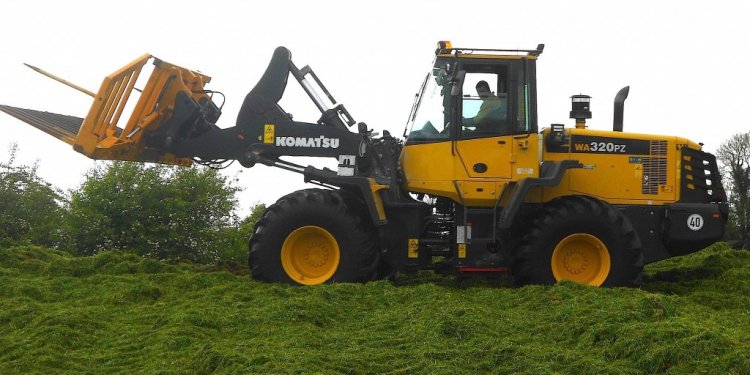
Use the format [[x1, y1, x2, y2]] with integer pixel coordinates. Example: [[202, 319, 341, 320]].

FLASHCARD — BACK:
[[464, 80, 504, 133]]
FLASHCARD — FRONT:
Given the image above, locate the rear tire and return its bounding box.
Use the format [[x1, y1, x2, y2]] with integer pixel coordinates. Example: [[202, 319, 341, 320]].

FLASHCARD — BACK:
[[512, 196, 644, 287], [248, 189, 381, 285]]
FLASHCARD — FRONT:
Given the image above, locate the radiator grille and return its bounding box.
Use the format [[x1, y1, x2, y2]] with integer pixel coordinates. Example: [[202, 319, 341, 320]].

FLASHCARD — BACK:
[[642, 140, 668, 194], [650, 140, 668, 156]]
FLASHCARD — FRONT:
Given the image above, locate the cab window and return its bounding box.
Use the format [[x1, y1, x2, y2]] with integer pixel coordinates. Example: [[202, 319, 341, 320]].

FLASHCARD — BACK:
[[459, 63, 520, 138], [405, 68, 452, 143]]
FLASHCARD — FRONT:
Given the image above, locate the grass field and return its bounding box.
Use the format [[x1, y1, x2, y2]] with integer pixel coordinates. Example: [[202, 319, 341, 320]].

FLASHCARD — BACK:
[[1, 243, 749, 374]]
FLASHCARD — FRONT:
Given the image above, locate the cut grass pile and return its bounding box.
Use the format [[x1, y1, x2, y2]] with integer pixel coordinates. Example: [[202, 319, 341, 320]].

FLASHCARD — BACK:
[[1, 243, 749, 374]]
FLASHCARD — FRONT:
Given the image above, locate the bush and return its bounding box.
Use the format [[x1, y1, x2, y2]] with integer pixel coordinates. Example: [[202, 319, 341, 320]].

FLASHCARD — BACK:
[[0, 144, 66, 247], [218, 203, 266, 264], [66, 161, 240, 263]]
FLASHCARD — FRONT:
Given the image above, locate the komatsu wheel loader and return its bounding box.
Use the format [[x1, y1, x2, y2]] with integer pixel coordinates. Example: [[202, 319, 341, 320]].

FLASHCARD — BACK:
[[1, 41, 728, 287]]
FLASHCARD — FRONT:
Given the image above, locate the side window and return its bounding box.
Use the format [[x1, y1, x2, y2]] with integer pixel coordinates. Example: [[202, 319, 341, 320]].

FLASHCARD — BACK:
[[460, 70, 509, 138]]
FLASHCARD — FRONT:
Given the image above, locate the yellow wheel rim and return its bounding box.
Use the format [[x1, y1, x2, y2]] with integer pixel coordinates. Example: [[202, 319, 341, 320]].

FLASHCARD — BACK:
[[281, 226, 340, 285], [551, 233, 611, 286]]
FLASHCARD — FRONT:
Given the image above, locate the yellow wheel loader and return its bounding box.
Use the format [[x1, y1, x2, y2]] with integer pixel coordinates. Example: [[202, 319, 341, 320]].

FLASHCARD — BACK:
[[1, 41, 727, 287]]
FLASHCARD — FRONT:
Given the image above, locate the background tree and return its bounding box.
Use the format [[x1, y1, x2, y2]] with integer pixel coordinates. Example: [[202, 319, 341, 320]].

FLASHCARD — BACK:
[[716, 132, 750, 248], [0, 144, 66, 247], [66, 161, 241, 263], [219, 203, 267, 264]]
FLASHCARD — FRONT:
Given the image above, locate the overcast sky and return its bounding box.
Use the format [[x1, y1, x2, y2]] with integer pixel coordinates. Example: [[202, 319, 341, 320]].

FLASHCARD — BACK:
[[1, 0, 748, 216]]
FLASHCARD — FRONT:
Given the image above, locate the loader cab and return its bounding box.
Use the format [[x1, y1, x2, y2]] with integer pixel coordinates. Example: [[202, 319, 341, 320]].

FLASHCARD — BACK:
[[405, 47, 539, 144], [402, 42, 542, 203]]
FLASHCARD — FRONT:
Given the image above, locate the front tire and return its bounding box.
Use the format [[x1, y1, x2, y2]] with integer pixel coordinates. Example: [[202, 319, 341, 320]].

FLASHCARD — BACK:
[[512, 196, 644, 287], [248, 189, 380, 285]]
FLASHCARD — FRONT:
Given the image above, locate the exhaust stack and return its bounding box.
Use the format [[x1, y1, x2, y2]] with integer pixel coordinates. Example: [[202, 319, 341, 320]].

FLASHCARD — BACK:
[[613, 86, 629, 132]]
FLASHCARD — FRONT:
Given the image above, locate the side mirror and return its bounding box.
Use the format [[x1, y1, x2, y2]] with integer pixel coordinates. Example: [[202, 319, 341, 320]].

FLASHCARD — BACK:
[[451, 70, 466, 96], [434, 67, 449, 86]]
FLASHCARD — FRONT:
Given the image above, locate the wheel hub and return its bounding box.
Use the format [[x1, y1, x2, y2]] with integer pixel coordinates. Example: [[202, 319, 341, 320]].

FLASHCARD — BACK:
[[303, 241, 330, 267], [281, 226, 340, 285], [562, 248, 589, 275], [551, 233, 611, 286]]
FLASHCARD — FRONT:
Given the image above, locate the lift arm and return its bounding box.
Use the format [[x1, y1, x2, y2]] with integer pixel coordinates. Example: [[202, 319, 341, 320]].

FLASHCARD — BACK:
[[0, 47, 363, 168], [1, 47, 402, 225]]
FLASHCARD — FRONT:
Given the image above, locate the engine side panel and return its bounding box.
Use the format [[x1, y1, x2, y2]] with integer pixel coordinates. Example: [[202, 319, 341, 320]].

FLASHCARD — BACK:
[[540, 128, 699, 205]]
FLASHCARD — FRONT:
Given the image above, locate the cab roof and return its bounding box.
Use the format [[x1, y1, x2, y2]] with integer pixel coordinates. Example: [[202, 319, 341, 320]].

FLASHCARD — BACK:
[[435, 40, 544, 60]]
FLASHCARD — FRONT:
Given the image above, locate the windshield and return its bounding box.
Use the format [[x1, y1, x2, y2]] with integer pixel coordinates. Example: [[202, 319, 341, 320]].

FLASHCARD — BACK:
[[405, 68, 451, 142]]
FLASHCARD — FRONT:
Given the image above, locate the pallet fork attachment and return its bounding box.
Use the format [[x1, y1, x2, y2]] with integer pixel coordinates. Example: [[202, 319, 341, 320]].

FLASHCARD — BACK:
[[1, 55, 217, 166]]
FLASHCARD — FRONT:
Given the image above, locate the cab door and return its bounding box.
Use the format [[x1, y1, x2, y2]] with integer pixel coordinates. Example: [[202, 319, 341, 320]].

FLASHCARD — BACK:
[[456, 135, 514, 178], [453, 57, 538, 179], [454, 66, 517, 179]]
